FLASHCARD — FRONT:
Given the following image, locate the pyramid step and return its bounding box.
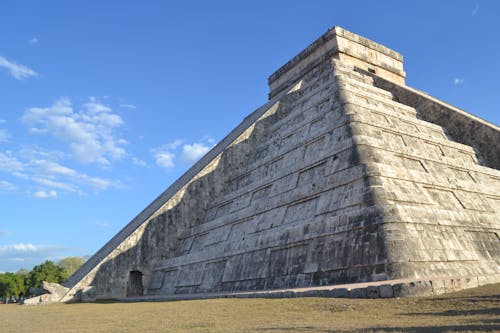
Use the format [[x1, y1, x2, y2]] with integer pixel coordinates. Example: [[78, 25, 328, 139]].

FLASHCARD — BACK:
[[370, 161, 498, 199], [332, 61, 368, 74], [341, 85, 417, 118], [335, 74, 394, 100], [333, 65, 374, 85]]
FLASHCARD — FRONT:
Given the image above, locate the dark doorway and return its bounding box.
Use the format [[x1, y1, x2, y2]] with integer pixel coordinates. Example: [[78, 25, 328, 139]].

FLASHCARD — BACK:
[[127, 270, 143, 297]]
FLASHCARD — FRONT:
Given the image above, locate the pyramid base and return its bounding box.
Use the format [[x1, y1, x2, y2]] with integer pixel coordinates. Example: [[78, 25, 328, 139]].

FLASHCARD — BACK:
[[112, 274, 500, 302]]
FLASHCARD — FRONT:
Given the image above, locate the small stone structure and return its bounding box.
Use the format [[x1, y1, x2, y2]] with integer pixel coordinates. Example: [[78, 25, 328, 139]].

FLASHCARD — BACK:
[[23, 281, 69, 305], [51, 26, 498, 303]]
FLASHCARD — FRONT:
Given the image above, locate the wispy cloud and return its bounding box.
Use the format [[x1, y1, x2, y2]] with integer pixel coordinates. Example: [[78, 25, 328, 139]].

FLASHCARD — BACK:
[[153, 149, 175, 168], [94, 221, 110, 228], [0, 243, 68, 271], [181, 142, 212, 164], [119, 103, 136, 109], [30, 158, 116, 192], [131, 157, 148, 167], [82, 176, 113, 191], [22, 97, 127, 165], [152, 138, 214, 169], [0, 97, 132, 199], [453, 78, 465, 85], [0, 243, 41, 253], [0, 55, 38, 80], [0, 180, 17, 192], [152, 140, 183, 169], [33, 159, 77, 177], [1, 148, 117, 196], [33, 190, 57, 199], [0, 230, 10, 237], [29, 37, 39, 45], [0, 152, 24, 173], [32, 177, 77, 192]]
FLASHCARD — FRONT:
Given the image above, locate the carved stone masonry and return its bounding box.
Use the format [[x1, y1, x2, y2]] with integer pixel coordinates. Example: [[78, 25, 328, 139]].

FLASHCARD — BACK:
[[27, 26, 499, 304]]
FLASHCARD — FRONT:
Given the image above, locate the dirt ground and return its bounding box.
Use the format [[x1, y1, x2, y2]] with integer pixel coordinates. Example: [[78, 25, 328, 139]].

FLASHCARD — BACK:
[[0, 283, 498, 333]]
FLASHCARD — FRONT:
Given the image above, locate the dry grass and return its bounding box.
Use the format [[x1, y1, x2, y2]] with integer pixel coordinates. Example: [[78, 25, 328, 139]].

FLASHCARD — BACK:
[[1, 283, 498, 333]]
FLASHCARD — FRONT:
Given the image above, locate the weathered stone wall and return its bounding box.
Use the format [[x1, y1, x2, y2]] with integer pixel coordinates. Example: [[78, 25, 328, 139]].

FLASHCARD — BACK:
[[77, 60, 391, 299], [143, 61, 389, 296], [62, 85, 289, 298], [366, 73, 500, 170], [339, 64, 500, 280], [63, 26, 500, 301]]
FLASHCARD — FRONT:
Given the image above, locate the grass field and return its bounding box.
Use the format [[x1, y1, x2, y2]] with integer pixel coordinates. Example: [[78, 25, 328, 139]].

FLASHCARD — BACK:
[[0, 283, 498, 333]]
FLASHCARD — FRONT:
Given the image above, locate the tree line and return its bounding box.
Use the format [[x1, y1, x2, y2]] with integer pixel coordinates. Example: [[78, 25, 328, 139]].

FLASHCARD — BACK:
[[0, 257, 84, 302]]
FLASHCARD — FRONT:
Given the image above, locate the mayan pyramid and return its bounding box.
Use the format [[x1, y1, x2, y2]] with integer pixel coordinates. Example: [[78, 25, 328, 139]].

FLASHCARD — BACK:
[[52, 26, 499, 302]]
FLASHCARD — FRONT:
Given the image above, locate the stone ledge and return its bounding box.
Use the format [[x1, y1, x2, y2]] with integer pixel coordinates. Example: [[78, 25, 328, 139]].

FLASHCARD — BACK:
[[116, 274, 500, 303]]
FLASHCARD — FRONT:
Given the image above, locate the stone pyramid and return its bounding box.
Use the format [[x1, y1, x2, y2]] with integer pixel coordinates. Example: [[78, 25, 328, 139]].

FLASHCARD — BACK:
[[58, 26, 499, 302]]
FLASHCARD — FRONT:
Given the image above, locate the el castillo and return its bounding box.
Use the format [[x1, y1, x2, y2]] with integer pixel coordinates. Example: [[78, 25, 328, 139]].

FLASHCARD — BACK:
[[20, 26, 499, 306]]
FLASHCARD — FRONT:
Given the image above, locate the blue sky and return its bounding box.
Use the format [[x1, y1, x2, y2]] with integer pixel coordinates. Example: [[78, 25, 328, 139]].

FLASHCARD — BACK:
[[0, 0, 498, 273]]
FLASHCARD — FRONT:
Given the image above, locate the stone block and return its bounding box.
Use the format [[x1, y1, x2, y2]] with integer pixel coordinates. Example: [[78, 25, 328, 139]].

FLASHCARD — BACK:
[[331, 288, 349, 298], [378, 284, 394, 298], [392, 281, 433, 298], [366, 286, 380, 298], [349, 287, 367, 298], [81, 286, 96, 302]]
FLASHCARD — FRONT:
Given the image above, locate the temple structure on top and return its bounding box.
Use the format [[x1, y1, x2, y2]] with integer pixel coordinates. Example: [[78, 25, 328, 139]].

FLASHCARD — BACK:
[[35, 26, 498, 303]]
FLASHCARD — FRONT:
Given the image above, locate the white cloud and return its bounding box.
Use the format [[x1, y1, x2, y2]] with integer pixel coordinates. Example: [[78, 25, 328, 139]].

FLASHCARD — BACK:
[[0, 243, 39, 253], [152, 140, 183, 169], [83, 176, 112, 191], [32, 177, 77, 192], [7, 258, 25, 262], [132, 157, 147, 167], [0, 230, 10, 237], [0, 55, 38, 80], [165, 140, 183, 150], [29, 37, 39, 45], [453, 78, 465, 85], [31, 159, 114, 191], [0, 119, 6, 124], [18, 146, 67, 161], [33, 159, 77, 177], [0, 180, 17, 192], [33, 190, 57, 199], [1, 147, 116, 195], [119, 104, 136, 109], [181, 143, 211, 164], [0, 243, 68, 271], [154, 151, 175, 168], [94, 221, 110, 228], [0, 152, 24, 173], [152, 138, 215, 169], [22, 97, 127, 165]]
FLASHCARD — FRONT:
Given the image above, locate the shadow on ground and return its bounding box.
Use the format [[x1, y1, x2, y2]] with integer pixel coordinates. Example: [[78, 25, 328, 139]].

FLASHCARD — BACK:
[[256, 323, 500, 332]]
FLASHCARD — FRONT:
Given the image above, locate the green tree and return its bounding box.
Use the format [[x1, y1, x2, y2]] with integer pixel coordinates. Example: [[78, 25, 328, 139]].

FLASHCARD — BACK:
[[0, 272, 25, 298], [26, 260, 64, 289], [15, 268, 29, 277], [58, 256, 84, 280]]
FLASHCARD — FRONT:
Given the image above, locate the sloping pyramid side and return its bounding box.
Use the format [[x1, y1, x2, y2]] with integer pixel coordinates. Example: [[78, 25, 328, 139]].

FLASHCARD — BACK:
[[336, 63, 500, 281], [63, 59, 392, 300], [62, 59, 500, 302]]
